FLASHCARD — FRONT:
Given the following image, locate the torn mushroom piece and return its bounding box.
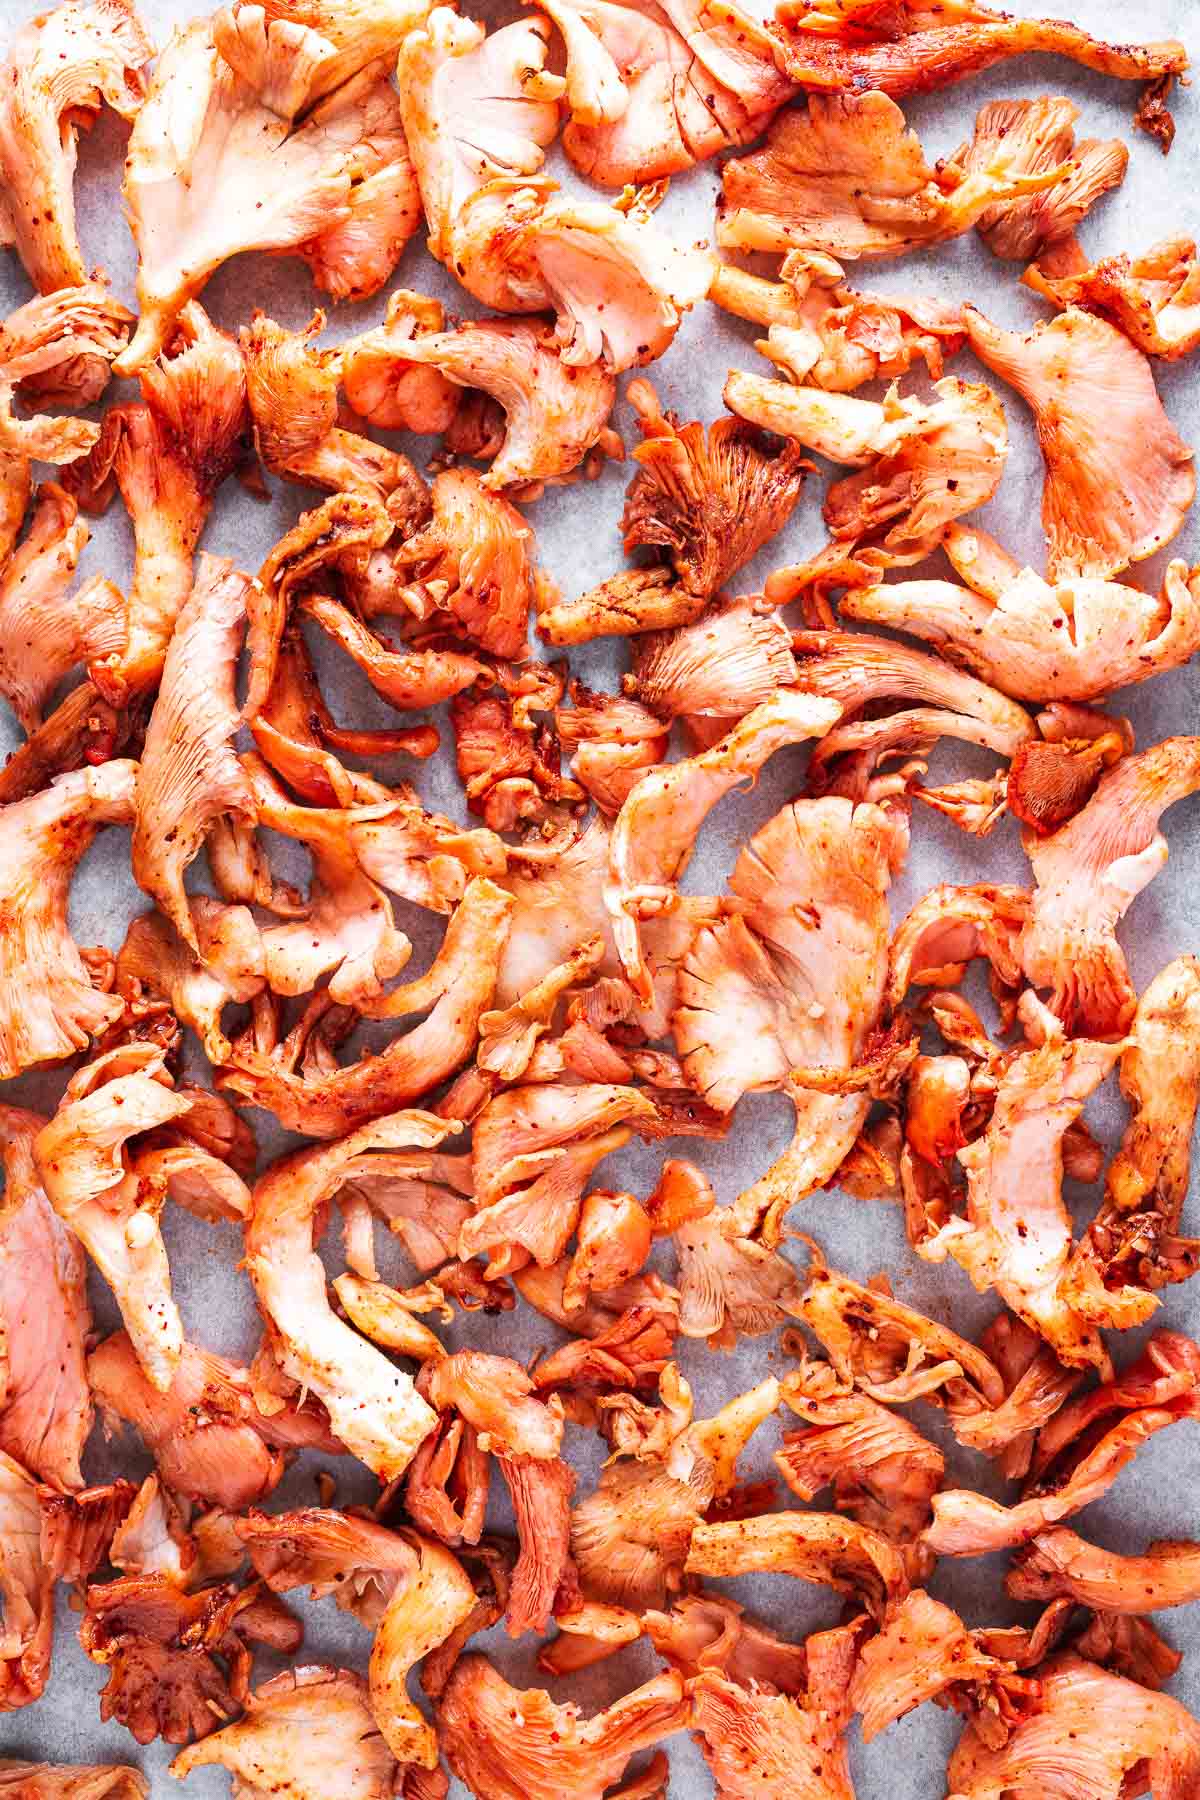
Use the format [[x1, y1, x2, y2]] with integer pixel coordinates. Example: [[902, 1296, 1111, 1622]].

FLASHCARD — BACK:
[[730, 374, 1010, 570], [963, 303, 1194, 581], [947, 1654, 1200, 1800], [338, 289, 462, 438], [605, 689, 841, 1003], [0, 758, 136, 1080], [392, 9, 562, 281], [245, 490, 396, 707], [0, 284, 134, 484], [437, 1655, 689, 1800], [478, 182, 712, 375], [245, 1113, 458, 1479], [709, 251, 965, 393], [0, 0, 153, 295], [1009, 1526, 1200, 1616], [395, 11, 711, 363], [116, 6, 421, 374], [620, 379, 809, 597], [236, 1508, 417, 1628], [763, 2, 1187, 112], [643, 1590, 810, 1693], [66, 304, 250, 700], [688, 1614, 870, 1800], [888, 881, 1030, 1009], [462, 1082, 659, 1272], [368, 1532, 475, 1765], [0, 280, 133, 418], [793, 1252, 1010, 1440], [248, 625, 439, 802], [240, 311, 428, 515], [1065, 957, 1200, 1323], [0, 1449, 53, 1711], [571, 1372, 779, 1610], [1026, 235, 1200, 359], [718, 90, 1065, 262], [673, 1205, 803, 1349], [493, 1449, 577, 1638], [925, 1331, 1200, 1556], [840, 551, 1200, 704], [346, 299, 617, 491], [628, 598, 798, 728], [0, 1107, 92, 1490], [384, 466, 542, 661], [450, 680, 583, 836], [171, 1665, 402, 1798], [221, 877, 513, 1137], [234, 754, 413, 1011], [919, 1032, 1122, 1369], [776, 1361, 943, 1567], [848, 1586, 1058, 1745], [0, 484, 125, 738], [676, 791, 898, 1241], [115, 903, 265, 1068], [950, 1311, 1081, 1480], [0, 1762, 147, 1797], [531, 1290, 678, 1397], [33, 1047, 220, 1392], [131, 556, 255, 951], [686, 1509, 909, 1623], [543, 0, 794, 188], [237, 1506, 471, 1768], [88, 1331, 338, 1509], [958, 96, 1127, 264], [552, 691, 668, 818], [1018, 736, 1200, 1037]]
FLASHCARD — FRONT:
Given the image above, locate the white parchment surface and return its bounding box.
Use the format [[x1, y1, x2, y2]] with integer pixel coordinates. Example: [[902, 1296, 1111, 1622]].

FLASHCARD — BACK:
[[0, 0, 1198, 1792]]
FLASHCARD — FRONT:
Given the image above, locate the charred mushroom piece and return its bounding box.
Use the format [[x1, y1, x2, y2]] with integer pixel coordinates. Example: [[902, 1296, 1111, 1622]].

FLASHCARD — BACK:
[[765, 3, 1187, 114], [620, 379, 809, 597]]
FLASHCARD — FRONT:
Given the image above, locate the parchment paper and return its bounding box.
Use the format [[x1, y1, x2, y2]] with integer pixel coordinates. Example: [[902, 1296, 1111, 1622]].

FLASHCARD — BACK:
[[1, 0, 1198, 1790]]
